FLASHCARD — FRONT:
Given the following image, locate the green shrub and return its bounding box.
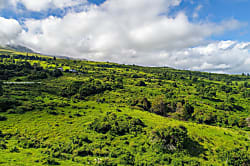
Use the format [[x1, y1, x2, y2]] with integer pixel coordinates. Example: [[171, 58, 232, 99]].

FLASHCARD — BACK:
[[0, 115, 7, 121], [40, 157, 60, 165], [0, 98, 20, 112], [73, 145, 93, 157], [151, 125, 188, 152], [150, 96, 171, 116], [0, 83, 3, 96], [0, 141, 7, 149], [9, 146, 20, 153], [47, 109, 59, 115], [135, 80, 146, 86], [120, 151, 135, 165], [131, 97, 151, 111], [0, 130, 7, 149]]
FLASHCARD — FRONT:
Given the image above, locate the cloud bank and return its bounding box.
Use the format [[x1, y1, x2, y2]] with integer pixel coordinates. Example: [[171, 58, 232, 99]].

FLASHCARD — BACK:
[[0, 0, 249, 73], [0, 17, 22, 45]]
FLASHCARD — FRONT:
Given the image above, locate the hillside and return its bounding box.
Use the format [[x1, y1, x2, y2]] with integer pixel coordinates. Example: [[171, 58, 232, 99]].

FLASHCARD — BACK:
[[0, 48, 249, 165], [4, 45, 35, 54]]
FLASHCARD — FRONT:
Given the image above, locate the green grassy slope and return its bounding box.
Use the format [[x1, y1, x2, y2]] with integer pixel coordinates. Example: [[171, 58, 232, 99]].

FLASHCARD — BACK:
[[0, 49, 249, 165]]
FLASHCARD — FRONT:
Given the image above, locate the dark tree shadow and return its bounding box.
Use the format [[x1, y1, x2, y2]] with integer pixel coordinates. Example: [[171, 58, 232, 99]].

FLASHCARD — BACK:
[[232, 104, 244, 111], [202, 96, 223, 102], [184, 138, 207, 157]]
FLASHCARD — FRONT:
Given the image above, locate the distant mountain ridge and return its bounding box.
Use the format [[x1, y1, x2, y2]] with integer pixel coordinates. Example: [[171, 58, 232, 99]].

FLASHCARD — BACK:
[[1, 45, 80, 60], [5, 45, 35, 53]]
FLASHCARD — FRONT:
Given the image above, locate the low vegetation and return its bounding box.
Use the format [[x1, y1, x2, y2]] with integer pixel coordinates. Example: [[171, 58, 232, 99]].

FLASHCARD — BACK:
[[0, 48, 249, 165]]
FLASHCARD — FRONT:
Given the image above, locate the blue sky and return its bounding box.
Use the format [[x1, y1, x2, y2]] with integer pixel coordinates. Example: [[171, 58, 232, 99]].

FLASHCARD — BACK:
[[173, 0, 250, 41], [0, 0, 249, 73]]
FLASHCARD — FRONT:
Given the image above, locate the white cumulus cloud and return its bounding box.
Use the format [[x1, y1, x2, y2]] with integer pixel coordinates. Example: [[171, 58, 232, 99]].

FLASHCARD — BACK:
[[0, 17, 22, 45], [172, 41, 250, 73], [0, 0, 249, 73]]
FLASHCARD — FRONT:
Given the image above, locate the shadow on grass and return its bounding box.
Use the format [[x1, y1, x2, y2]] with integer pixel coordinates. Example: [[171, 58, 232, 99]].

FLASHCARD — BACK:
[[202, 96, 223, 102], [184, 138, 207, 157]]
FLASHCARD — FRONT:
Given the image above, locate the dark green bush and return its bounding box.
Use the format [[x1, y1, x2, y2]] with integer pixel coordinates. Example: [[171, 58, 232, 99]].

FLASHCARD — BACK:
[[9, 146, 20, 153], [73, 145, 93, 157], [0, 115, 7, 121], [47, 110, 59, 115], [0, 130, 7, 149], [18, 137, 41, 149], [0, 83, 3, 96], [135, 80, 146, 86], [150, 96, 171, 116], [132, 97, 151, 111], [41, 157, 60, 165], [0, 98, 20, 112], [50, 69, 63, 77], [0, 141, 7, 149], [151, 125, 188, 152]]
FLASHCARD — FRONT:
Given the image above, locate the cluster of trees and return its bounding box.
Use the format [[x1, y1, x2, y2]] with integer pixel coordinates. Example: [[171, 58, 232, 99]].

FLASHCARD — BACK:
[[131, 95, 249, 129], [0, 130, 7, 150], [151, 126, 189, 152], [0, 98, 20, 112], [0, 54, 49, 61], [0, 62, 32, 80], [27, 69, 62, 80], [61, 78, 123, 99], [0, 97, 37, 114], [0, 61, 62, 80], [132, 96, 194, 121], [89, 112, 146, 136], [197, 85, 217, 99], [0, 82, 3, 96], [242, 89, 250, 98]]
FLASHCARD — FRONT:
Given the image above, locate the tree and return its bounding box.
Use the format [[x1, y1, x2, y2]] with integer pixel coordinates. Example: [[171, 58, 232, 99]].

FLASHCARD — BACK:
[[151, 125, 188, 152], [150, 96, 167, 116], [141, 97, 151, 111], [0, 82, 3, 96], [184, 103, 194, 117], [89, 113, 145, 136], [171, 102, 194, 121], [229, 97, 235, 103], [238, 118, 247, 128], [51, 69, 63, 77], [198, 86, 217, 99], [243, 81, 248, 88], [135, 80, 146, 86]]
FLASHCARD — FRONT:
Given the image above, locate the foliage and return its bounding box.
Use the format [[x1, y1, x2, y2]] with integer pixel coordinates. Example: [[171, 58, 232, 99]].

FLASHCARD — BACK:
[[0, 48, 249, 165], [151, 125, 188, 152], [0, 115, 7, 121], [0, 98, 20, 112], [150, 95, 170, 116], [89, 112, 146, 136], [0, 82, 3, 96]]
